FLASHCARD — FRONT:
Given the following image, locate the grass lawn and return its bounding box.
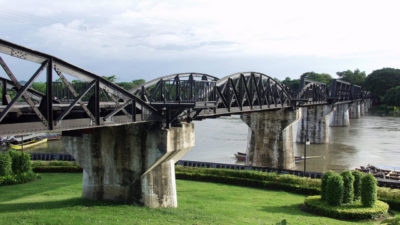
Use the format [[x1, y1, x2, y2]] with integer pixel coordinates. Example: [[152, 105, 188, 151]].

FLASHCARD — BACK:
[[0, 173, 395, 225]]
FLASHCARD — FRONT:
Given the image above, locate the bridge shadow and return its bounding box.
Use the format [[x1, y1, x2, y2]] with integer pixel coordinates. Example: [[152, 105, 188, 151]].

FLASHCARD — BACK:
[[0, 197, 119, 213]]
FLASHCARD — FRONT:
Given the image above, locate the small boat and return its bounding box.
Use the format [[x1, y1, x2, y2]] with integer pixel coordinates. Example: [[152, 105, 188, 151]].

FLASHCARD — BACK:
[[235, 152, 246, 161], [44, 133, 61, 141], [357, 164, 400, 181], [9, 137, 47, 150]]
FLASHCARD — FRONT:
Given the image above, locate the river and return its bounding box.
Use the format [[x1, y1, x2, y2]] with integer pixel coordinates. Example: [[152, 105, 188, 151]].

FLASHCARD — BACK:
[[3, 115, 400, 173]]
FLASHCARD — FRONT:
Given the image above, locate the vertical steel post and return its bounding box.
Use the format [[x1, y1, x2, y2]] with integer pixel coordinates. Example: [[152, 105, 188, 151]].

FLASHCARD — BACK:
[[2, 79, 6, 105], [94, 79, 100, 125], [46, 59, 54, 130]]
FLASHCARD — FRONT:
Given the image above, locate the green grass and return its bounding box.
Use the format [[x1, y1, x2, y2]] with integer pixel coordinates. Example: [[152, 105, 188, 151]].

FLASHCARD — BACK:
[[0, 173, 396, 225]]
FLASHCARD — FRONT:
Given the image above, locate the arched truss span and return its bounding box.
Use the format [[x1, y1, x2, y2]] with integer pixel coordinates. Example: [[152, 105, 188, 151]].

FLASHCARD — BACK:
[[214, 72, 292, 112], [297, 79, 330, 104]]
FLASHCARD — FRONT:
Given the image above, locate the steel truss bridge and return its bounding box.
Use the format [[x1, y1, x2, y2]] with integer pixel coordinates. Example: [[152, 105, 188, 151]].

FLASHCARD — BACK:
[[0, 39, 370, 135]]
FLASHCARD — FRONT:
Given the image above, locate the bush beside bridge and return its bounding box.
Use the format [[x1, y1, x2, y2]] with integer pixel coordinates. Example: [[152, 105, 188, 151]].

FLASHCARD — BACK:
[[0, 150, 38, 185]]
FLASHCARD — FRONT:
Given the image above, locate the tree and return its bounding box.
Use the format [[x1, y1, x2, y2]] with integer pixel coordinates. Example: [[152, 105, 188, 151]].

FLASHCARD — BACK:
[[281, 77, 300, 92], [301, 72, 332, 85], [102, 75, 117, 83], [383, 86, 400, 107], [336, 69, 366, 86], [132, 79, 146, 87], [365, 68, 400, 101]]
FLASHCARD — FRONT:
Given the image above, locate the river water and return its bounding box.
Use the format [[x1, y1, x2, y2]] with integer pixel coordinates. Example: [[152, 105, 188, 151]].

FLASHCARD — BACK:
[[3, 115, 400, 173]]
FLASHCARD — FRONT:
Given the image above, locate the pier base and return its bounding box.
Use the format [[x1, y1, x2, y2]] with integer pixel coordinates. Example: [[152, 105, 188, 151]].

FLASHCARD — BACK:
[[62, 122, 195, 208]]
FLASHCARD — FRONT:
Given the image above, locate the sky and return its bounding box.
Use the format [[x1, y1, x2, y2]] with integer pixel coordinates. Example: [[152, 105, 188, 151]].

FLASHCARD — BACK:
[[1, 0, 400, 82]]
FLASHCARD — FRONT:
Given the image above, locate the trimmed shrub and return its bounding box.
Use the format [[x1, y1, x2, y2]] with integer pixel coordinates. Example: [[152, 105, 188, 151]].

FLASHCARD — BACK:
[[326, 174, 344, 206], [0, 153, 12, 176], [7, 150, 31, 174], [321, 171, 335, 201], [352, 170, 362, 201], [341, 170, 354, 204], [304, 195, 389, 220], [361, 174, 377, 207]]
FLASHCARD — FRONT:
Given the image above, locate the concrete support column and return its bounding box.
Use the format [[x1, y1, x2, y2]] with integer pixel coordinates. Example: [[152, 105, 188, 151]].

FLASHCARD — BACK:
[[360, 103, 365, 116], [296, 105, 332, 144], [330, 104, 350, 126], [62, 122, 195, 208], [349, 102, 361, 119], [240, 109, 300, 170]]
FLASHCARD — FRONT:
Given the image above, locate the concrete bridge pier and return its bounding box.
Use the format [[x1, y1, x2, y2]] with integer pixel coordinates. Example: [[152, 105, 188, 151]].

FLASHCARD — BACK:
[[360, 102, 366, 116], [349, 102, 361, 119], [240, 109, 300, 170], [330, 103, 350, 126], [296, 105, 332, 144], [62, 122, 195, 208]]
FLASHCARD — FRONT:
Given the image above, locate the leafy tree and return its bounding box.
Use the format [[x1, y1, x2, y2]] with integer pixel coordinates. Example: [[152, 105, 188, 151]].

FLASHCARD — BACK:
[[365, 68, 400, 102], [281, 77, 300, 92], [102, 75, 117, 83], [336, 69, 366, 86], [31, 82, 46, 93], [383, 86, 400, 107], [132, 79, 146, 87], [301, 72, 332, 85]]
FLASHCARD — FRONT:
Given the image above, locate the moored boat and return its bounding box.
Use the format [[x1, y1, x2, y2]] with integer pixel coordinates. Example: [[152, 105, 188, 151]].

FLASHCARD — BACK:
[[9, 137, 48, 150]]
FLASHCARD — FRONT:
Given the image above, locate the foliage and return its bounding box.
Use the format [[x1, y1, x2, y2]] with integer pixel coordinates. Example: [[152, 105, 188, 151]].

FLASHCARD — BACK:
[[0, 153, 12, 176], [326, 174, 344, 206], [336, 69, 366, 86], [33, 166, 82, 173], [365, 68, 400, 102], [304, 196, 389, 220], [361, 174, 377, 207], [116, 79, 146, 91], [341, 170, 354, 204], [352, 170, 362, 201], [281, 77, 300, 92], [321, 171, 335, 201], [301, 72, 333, 85], [384, 86, 400, 107], [102, 75, 117, 83], [175, 166, 321, 195], [7, 150, 31, 174], [0, 171, 38, 186], [31, 82, 46, 93]]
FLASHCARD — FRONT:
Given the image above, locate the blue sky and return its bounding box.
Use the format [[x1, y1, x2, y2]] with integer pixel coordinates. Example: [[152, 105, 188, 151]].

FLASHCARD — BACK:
[[1, 0, 400, 82]]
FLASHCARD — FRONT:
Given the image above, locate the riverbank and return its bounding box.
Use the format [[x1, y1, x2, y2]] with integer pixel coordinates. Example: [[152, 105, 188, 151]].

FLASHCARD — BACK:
[[0, 173, 395, 224]]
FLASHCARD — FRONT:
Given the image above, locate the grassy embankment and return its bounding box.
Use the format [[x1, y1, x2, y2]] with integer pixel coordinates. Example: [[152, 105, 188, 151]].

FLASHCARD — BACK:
[[0, 173, 398, 225]]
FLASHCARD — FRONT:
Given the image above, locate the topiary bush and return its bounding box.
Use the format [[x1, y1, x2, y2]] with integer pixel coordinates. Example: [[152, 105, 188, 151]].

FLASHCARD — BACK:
[[7, 150, 31, 174], [0, 153, 12, 176], [326, 174, 344, 206], [361, 174, 377, 207], [321, 171, 335, 201], [341, 170, 354, 204], [352, 170, 362, 201]]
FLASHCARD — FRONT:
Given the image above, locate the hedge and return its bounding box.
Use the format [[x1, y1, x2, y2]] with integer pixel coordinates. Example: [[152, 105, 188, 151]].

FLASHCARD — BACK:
[[8, 150, 31, 174], [0, 171, 38, 186], [304, 196, 388, 220], [361, 174, 377, 207], [29, 164, 400, 210], [326, 174, 344, 206], [321, 171, 335, 201], [0, 153, 12, 176], [341, 170, 354, 204], [352, 170, 363, 201]]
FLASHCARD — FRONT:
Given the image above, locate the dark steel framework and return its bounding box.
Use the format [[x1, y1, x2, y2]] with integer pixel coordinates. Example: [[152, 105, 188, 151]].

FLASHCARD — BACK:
[[0, 39, 370, 135]]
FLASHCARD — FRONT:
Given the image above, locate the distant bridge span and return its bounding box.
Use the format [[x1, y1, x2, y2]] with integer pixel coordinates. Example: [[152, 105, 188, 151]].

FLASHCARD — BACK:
[[0, 39, 369, 136]]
